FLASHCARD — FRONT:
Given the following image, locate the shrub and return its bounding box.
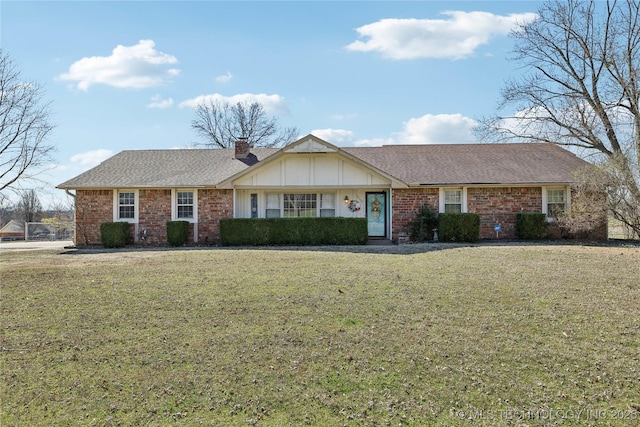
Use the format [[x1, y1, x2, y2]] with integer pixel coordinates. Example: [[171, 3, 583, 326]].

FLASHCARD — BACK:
[[220, 217, 368, 246], [166, 221, 190, 247], [100, 222, 130, 248], [408, 204, 438, 241], [516, 213, 548, 240], [438, 213, 480, 242]]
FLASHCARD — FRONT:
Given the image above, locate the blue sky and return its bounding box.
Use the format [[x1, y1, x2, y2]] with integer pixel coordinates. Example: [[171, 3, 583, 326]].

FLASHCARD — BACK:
[[1, 0, 541, 206]]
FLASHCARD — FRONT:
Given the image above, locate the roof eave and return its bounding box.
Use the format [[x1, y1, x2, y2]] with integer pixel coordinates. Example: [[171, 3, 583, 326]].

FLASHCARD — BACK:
[[409, 181, 575, 187]]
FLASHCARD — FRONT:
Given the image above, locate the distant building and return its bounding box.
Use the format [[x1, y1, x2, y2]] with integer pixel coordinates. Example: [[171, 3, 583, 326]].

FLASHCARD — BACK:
[[0, 220, 24, 241]]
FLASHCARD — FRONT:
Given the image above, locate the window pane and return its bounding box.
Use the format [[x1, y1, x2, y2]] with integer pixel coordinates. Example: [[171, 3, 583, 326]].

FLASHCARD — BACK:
[[118, 192, 135, 219], [320, 193, 335, 209], [547, 189, 565, 218], [119, 192, 135, 205], [548, 203, 564, 217], [444, 190, 461, 204], [177, 191, 194, 219], [444, 204, 462, 213], [444, 189, 462, 213], [548, 189, 565, 203], [177, 192, 193, 205], [266, 193, 280, 209], [284, 193, 317, 217], [266, 209, 281, 218], [119, 206, 135, 219], [178, 205, 193, 218]]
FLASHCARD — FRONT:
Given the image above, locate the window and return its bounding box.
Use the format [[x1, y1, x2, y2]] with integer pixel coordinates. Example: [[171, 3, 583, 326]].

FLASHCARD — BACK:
[[118, 192, 135, 219], [266, 193, 281, 218], [264, 193, 337, 218], [547, 189, 565, 218], [171, 189, 197, 223], [444, 189, 462, 213], [320, 193, 335, 217], [177, 191, 194, 219], [284, 193, 317, 217]]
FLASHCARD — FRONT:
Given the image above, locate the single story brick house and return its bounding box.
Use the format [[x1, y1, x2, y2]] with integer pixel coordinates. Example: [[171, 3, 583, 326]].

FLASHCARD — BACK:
[[57, 134, 603, 245]]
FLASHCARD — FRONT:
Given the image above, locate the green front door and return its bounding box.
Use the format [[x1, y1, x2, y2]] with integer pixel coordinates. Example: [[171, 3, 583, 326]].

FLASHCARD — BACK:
[[366, 192, 386, 237]]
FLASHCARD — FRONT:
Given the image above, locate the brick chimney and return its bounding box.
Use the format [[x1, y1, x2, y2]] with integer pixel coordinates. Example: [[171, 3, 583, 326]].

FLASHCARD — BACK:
[[234, 137, 251, 159]]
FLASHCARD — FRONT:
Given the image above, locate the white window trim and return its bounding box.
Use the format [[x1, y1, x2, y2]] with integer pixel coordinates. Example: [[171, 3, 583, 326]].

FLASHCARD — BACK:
[[542, 186, 570, 217], [113, 189, 138, 223], [172, 189, 198, 223], [439, 187, 467, 213]]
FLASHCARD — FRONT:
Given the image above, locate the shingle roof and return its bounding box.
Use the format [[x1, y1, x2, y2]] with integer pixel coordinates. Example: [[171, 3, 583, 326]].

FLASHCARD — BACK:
[[0, 219, 24, 233], [57, 148, 278, 189], [57, 141, 589, 189], [342, 143, 588, 185]]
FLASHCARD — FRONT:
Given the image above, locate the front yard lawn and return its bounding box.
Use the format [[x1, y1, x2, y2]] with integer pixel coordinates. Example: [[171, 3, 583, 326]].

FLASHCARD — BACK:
[[1, 244, 639, 426]]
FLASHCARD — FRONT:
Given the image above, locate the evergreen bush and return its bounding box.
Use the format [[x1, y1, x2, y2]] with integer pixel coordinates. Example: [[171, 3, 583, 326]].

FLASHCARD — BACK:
[[166, 221, 190, 247], [516, 213, 548, 240], [100, 222, 130, 248], [438, 213, 480, 242]]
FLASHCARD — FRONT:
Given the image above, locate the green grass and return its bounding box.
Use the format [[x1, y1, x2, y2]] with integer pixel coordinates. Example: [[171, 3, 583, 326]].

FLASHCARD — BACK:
[[1, 244, 639, 426]]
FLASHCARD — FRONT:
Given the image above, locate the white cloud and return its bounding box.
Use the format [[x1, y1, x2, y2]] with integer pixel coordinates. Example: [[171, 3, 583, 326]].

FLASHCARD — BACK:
[[329, 112, 358, 121], [147, 95, 174, 109], [311, 128, 356, 145], [216, 71, 233, 83], [58, 39, 180, 90], [179, 93, 289, 115], [395, 113, 478, 144], [70, 149, 114, 167], [309, 128, 393, 147], [311, 114, 478, 147], [346, 11, 537, 60]]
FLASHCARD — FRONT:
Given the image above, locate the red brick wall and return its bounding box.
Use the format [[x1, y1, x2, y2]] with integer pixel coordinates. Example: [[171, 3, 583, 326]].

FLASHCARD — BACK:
[[198, 189, 233, 244], [392, 186, 543, 240], [467, 187, 542, 239], [74, 188, 234, 246], [391, 188, 439, 240], [75, 190, 113, 245]]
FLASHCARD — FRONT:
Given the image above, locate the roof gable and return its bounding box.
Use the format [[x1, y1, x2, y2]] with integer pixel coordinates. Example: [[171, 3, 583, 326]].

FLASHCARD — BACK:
[[0, 219, 24, 233], [282, 134, 338, 153], [217, 134, 406, 188]]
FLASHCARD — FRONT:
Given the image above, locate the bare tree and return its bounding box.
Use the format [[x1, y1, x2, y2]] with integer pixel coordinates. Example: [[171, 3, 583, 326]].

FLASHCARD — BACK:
[[476, 0, 640, 237], [0, 50, 56, 191], [191, 100, 298, 148], [16, 188, 43, 224]]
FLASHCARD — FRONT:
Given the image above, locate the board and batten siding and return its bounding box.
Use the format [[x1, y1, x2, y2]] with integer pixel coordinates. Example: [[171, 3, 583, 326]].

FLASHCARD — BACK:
[[233, 152, 392, 219]]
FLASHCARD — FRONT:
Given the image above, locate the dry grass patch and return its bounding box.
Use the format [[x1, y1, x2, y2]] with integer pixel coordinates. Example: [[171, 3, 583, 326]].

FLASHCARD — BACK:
[[1, 244, 639, 426]]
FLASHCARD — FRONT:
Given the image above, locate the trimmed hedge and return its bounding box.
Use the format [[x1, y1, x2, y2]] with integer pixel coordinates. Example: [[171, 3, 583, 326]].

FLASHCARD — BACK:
[[516, 212, 548, 240], [167, 221, 189, 247], [438, 213, 480, 242], [100, 222, 130, 248], [220, 217, 369, 246]]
